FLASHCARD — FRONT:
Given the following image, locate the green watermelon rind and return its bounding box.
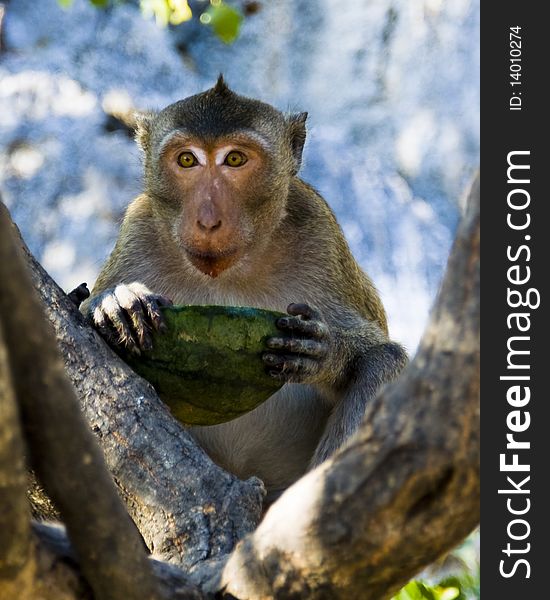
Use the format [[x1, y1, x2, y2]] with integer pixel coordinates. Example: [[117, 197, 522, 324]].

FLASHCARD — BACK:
[[127, 305, 286, 425]]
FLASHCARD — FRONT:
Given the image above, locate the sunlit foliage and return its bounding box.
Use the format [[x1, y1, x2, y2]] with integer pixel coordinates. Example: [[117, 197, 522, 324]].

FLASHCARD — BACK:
[[58, 0, 244, 43]]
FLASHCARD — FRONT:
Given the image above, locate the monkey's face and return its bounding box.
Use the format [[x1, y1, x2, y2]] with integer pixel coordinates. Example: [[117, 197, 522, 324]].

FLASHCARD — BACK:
[[157, 132, 281, 278], [137, 77, 308, 279]]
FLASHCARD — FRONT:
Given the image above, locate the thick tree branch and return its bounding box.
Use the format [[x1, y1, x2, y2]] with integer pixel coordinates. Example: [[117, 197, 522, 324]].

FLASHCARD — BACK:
[[32, 523, 204, 600], [0, 201, 162, 600], [211, 174, 480, 599], [0, 324, 35, 599]]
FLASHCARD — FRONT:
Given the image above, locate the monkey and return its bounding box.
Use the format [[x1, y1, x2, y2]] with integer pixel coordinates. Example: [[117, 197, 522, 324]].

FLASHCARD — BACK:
[[81, 76, 408, 502]]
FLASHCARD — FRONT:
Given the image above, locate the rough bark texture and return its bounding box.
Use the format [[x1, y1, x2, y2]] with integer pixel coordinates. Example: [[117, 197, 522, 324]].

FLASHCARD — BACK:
[[3, 205, 264, 567], [33, 523, 204, 600], [1, 520, 205, 600], [0, 323, 36, 600], [212, 175, 480, 599], [0, 201, 162, 600]]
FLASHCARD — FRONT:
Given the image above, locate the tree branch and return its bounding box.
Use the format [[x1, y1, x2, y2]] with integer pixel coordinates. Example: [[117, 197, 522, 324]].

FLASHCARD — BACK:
[[0, 322, 35, 599], [32, 523, 204, 600], [212, 174, 480, 599], [0, 201, 162, 600]]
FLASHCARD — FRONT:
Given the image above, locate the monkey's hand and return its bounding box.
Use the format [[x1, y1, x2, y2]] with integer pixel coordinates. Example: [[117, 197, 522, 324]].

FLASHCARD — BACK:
[[263, 303, 331, 384], [83, 283, 173, 356]]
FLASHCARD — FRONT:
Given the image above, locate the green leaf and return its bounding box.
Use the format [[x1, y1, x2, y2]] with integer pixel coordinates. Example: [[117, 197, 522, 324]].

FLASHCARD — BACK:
[[417, 582, 437, 600], [436, 575, 474, 600], [58, 0, 74, 8], [393, 581, 454, 600], [200, 2, 243, 44], [168, 0, 192, 25], [436, 587, 460, 600], [393, 581, 432, 600], [90, 0, 110, 7]]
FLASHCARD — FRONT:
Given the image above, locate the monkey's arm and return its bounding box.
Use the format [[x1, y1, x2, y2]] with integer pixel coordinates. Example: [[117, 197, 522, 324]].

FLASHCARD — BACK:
[[309, 341, 407, 466], [263, 301, 403, 388], [79, 197, 175, 355], [263, 302, 408, 467]]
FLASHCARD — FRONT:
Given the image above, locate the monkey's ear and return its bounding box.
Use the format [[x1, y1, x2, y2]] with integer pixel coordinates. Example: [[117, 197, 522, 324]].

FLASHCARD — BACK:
[[133, 111, 156, 152], [287, 112, 308, 174]]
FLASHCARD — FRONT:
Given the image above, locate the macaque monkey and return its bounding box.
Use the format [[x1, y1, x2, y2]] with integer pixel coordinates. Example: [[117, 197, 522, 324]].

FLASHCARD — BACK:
[[81, 77, 407, 501]]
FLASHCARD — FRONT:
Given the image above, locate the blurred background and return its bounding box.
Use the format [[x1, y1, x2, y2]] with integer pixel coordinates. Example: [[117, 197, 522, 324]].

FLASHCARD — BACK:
[[0, 1, 480, 596], [0, 0, 479, 353]]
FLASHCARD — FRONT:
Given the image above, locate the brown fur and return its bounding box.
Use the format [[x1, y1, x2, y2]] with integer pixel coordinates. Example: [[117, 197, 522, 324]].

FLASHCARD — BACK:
[[82, 80, 406, 500]]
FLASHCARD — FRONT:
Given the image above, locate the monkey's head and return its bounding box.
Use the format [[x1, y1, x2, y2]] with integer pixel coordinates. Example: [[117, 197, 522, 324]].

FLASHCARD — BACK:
[[135, 76, 308, 278]]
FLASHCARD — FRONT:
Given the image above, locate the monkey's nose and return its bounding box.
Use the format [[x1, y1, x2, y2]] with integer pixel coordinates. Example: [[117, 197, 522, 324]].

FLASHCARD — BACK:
[[197, 218, 222, 232]]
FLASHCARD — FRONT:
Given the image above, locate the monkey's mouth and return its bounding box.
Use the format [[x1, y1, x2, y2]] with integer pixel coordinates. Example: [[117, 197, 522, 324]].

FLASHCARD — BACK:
[[185, 247, 240, 278]]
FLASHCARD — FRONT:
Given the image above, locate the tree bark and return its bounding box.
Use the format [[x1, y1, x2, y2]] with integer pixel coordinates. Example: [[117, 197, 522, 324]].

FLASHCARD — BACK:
[[0, 201, 163, 600], [32, 522, 204, 600], [0, 322, 35, 599]]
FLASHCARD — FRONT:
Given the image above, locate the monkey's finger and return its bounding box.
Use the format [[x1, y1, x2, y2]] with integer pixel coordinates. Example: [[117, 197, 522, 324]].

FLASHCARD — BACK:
[[266, 336, 328, 358], [287, 303, 321, 321], [100, 295, 141, 355], [155, 295, 173, 307], [263, 353, 320, 379], [141, 295, 172, 333], [127, 307, 153, 351], [111, 313, 142, 355], [68, 282, 90, 307], [276, 316, 329, 340], [122, 299, 153, 351], [93, 306, 122, 348], [114, 287, 153, 351]]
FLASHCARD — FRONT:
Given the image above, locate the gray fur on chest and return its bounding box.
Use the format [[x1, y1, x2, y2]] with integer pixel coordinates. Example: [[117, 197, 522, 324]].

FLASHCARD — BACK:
[[189, 384, 329, 494]]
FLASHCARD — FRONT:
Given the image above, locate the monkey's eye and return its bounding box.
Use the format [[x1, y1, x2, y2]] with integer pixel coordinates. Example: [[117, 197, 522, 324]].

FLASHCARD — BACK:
[[177, 152, 198, 168], [224, 151, 247, 168]]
